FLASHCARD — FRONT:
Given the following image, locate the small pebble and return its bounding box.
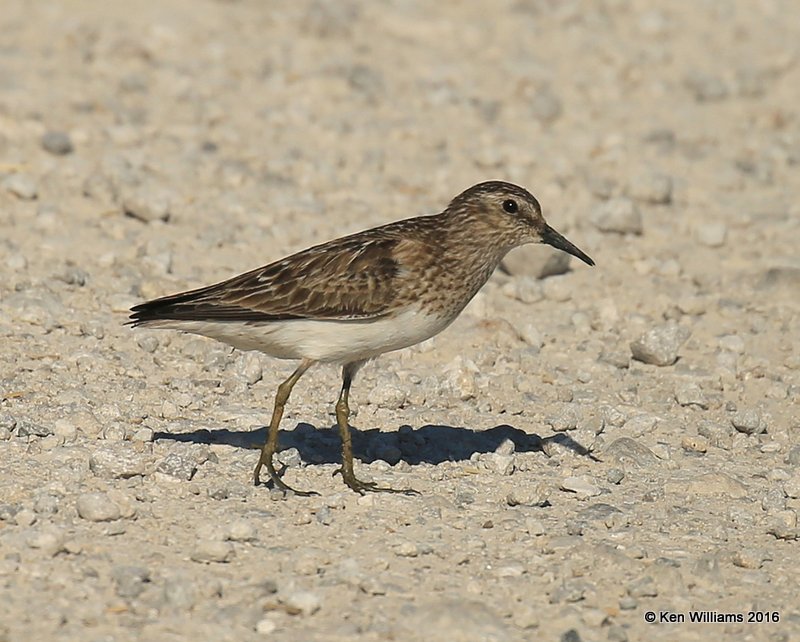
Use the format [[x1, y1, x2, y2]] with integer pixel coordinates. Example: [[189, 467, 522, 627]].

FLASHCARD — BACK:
[[628, 172, 672, 204], [561, 476, 602, 497], [394, 541, 420, 557], [255, 618, 277, 634], [695, 222, 728, 247], [136, 335, 159, 353], [89, 447, 147, 479], [627, 576, 658, 598], [485, 453, 515, 476], [27, 529, 66, 557], [282, 590, 321, 616], [112, 565, 151, 598], [530, 85, 562, 124], [590, 198, 643, 235], [507, 483, 550, 507], [227, 519, 257, 542], [33, 494, 60, 515], [123, 187, 173, 223], [15, 509, 37, 527], [766, 510, 798, 540], [76, 492, 121, 522], [684, 71, 728, 101], [41, 130, 74, 155], [190, 539, 235, 563], [674, 382, 708, 408], [630, 322, 690, 366], [237, 352, 263, 385], [156, 452, 198, 481], [731, 408, 765, 435], [607, 468, 625, 484], [16, 420, 53, 438], [3, 173, 38, 200]]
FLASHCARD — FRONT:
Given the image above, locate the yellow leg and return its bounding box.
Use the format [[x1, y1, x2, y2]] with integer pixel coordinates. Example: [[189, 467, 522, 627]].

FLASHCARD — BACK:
[[254, 359, 316, 496], [333, 362, 418, 495]]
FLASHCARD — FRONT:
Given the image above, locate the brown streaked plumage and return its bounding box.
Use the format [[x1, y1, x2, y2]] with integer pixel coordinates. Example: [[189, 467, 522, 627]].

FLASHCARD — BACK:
[[129, 180, 594, 495]]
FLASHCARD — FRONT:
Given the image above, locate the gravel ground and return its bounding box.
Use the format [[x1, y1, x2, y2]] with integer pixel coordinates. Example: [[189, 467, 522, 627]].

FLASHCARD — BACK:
[[1, 1, 799, 641]]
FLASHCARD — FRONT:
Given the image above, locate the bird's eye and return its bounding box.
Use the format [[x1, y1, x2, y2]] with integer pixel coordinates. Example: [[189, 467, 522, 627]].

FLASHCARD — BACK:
[[502, 199, 518, 214]]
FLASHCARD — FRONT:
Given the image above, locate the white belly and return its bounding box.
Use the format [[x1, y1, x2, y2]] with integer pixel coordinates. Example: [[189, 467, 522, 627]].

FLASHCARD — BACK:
[[149, 306, 454, 364]]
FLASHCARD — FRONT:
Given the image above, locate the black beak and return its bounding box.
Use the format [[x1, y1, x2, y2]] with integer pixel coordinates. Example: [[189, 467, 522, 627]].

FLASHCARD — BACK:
[[541, 225, 595, 266]]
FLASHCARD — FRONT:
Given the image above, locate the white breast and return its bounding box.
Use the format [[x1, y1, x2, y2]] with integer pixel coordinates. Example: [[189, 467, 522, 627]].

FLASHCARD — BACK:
[[149, 306, 454, 364]]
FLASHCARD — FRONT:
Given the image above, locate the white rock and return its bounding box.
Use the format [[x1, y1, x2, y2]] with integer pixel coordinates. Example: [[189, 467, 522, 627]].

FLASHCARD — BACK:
[[3, 173, 38, 199], [590, 198, 643, 235], [190, 539, 235, 563], [76, 492, 121, 522], [561, 476, 602, 497], [695, 222, 728, 247], [282, 590, 321, 616]]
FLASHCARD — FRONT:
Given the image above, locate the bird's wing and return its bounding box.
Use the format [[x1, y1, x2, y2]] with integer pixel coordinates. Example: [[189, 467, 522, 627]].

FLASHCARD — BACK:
[[129, 224, 429, 325]]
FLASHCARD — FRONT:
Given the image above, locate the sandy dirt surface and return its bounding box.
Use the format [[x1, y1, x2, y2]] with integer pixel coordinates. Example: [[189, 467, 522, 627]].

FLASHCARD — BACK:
[[1, 1, 799, 640]]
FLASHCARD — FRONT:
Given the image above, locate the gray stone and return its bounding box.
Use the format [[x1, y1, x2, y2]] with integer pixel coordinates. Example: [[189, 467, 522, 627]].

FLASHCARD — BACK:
[[90, 447, 147, 479], [282, 590, 322, 616], [761, 487, 786, 513], [276, 447, 302, 468], [697, 420, 733, 448], [0, 413, 17, 433], [628, 172, 672, 204], [226, 519, 257, 542], [784, 472, 800, 499], [122, 187, 173, 223], [162, 575, 197, 611], [33, 494, 60, 515], [485, 453, 515, 476], [191, 539, 235, 563], [41, 131, 74, 155], [674, 382, 708, 408], [695, 222, 728, 247], [397, 600, 507, 641], [630, 322, 690, 366], [237, 352, 263, 385], [26, 528, 66, 556], [604, 438, 660, 469], [2, 173, 38, 200], [731, 408, 765, 434], [112, 565, 151, 598], [0, 504, 21, 521], [766, 510, 798, 540], [785, 445, 800, 465], [530, 85, 562, 124], [506, 482, 550, 507], [76, 492, 121, 522], [665, 472, 748, 498], [14, 509, 37, 527], [156, 452, 198, 481], [546, 405, 579, 432], [16, 420, 53, 438], [590, 198, 643, 235], [136, 334, 159, 353], [627, 576, 658, 598], [607, 468, 625, 484], [684, 71, 728, 101], [561, 476, 602, 497]]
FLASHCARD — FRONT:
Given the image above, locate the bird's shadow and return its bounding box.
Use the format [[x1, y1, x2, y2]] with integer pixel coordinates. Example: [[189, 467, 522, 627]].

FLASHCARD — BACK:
[[154, 422, 595, 465]]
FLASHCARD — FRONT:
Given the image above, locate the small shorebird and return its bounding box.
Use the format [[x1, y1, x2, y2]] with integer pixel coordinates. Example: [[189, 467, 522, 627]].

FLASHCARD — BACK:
[[129, 181, 594, 495]]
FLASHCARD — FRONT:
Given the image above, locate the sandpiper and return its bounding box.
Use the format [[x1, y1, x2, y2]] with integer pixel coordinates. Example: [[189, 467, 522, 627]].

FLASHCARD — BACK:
[[129, 181, 594, 495]]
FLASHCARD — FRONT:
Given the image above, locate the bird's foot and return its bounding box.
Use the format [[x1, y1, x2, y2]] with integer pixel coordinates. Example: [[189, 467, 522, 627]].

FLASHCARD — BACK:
[[254, 457, 318, 497], [333, 466, 419, 496]]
